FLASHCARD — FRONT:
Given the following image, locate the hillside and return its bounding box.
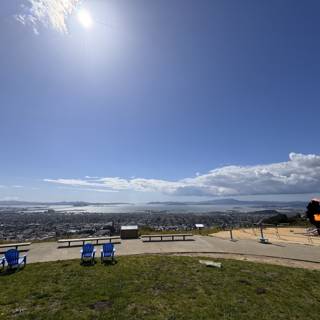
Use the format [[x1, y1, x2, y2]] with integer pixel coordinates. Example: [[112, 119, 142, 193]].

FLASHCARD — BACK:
[[1, 255, 319, 319]]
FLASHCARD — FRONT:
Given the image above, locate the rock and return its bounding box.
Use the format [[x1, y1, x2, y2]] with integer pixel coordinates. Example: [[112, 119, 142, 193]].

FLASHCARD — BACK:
[[199, 260, 222, 268]]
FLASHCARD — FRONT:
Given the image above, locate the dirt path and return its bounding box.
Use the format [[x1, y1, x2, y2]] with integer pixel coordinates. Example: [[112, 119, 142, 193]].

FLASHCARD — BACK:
[[212, 227, 320, 246], [169, 252, 320, 270]]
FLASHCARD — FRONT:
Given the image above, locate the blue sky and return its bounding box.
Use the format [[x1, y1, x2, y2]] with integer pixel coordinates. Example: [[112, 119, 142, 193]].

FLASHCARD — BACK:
[[0, 0, 320, 202]]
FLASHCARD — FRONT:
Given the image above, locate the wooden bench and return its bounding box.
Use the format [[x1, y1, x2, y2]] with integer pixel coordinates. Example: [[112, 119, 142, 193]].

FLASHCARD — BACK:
[[0, 242, 31, 253], [57, 236, 121, 247], [141, 234, 193, 242]]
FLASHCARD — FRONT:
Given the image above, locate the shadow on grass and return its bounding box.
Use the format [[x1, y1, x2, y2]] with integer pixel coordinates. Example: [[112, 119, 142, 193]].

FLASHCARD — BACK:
[[101, 259, 118, 266], [0, 265, 26, 276], [80, 259, 97, 267], [80, 259, 118, 267]]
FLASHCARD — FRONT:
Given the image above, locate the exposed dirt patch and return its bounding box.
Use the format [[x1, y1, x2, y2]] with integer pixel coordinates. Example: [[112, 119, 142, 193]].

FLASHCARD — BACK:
[[89, 300, 113, 311], [256, 287, 267, 295], [211, 227, 320, 246], [169, 252, 320, 270], [239, 279, 252, 285]]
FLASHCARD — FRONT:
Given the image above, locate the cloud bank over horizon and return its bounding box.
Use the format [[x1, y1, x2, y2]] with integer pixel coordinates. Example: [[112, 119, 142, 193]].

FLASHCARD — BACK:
[[15, 0, 80, 34], [44, 153, 320, 197]]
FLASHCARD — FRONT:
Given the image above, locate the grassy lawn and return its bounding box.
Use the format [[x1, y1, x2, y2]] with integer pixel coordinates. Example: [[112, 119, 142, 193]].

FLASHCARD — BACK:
[[0, 256, 320, 320]]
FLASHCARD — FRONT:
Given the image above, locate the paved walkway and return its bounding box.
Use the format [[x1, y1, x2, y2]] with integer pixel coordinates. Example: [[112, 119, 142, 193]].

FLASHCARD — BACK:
[[23, 236, 320, 269]]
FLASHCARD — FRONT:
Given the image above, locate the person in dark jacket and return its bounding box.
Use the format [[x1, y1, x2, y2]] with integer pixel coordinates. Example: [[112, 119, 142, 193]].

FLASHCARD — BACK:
[[306, 199, 320, 235]]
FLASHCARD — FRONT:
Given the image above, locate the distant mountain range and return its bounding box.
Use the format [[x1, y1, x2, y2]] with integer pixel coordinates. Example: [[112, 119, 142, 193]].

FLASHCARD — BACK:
[[0, 201, 130, 206], [147, 198, 307, 208], [0, 198, 307, 208]]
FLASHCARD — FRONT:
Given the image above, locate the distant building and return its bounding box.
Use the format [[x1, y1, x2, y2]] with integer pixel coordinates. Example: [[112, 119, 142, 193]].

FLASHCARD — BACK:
[[195, 224, 204, 230], [120, 225, 139, 239]]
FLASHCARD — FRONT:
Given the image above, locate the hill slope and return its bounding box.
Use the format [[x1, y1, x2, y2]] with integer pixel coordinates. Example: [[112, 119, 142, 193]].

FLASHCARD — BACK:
[[0, 255, 319, 319]]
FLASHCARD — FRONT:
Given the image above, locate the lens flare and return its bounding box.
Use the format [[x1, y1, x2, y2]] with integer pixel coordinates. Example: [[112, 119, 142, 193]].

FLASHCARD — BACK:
[[77, 9, 93, 29]]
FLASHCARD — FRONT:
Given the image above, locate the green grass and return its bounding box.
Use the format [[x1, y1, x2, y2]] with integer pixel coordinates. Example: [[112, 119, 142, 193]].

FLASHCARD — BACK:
[[0, 256, 320, 320]]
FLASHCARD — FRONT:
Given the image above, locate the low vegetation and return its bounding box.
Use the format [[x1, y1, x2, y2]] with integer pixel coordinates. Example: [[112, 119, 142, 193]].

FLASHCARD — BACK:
[[0, 255, 319, 319]]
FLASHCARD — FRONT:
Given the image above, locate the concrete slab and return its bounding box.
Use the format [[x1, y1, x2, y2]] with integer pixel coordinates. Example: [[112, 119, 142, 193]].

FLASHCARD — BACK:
[[25, 236, 320, 266]]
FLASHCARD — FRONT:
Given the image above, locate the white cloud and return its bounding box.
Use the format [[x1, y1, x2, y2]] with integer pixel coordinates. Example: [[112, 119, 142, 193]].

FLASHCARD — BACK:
[[44, 153, 320, 197], [44, 178, 97, 187], [15, 0, 80, 34], [57, 187, 118, 193], [79, 188, 118, 193]]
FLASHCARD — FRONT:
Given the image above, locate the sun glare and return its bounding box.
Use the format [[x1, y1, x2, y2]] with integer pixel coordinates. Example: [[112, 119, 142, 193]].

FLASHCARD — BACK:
[[77, 9, 93, 29]]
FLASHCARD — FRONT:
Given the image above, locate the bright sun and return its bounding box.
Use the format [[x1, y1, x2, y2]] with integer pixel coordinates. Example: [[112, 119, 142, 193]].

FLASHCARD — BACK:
[[77, 9, 93, 29]]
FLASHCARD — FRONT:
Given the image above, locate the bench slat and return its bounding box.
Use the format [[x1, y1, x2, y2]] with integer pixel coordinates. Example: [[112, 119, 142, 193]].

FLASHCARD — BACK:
[[141, 234, 193, 238], [0, 242, 31, 249], [141, 234, 193, 241], [57, 236, 121, 247], [58, 236, 120, 243]]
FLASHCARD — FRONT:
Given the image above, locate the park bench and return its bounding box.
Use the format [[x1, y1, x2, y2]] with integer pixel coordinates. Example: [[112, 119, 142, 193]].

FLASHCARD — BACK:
[[0, 242, 31, 253], [57, 236, 121, 247], [141, 234, 193, 242]]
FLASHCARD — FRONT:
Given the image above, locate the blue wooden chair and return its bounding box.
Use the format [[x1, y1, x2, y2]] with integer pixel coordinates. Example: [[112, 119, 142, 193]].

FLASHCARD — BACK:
[[4, 249, 27, 270], [101, 243, 116, 263], [80, 243, 96, 264], [0, 256, 5, 271]]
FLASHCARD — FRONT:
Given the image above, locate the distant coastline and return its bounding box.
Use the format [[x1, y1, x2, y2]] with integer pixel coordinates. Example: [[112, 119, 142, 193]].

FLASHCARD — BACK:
[[0, 198, 307, 208]]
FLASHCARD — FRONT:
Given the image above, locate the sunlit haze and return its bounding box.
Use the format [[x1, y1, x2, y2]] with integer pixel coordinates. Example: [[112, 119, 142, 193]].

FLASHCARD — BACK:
[[1, 0, 320, 203], [77, 8, 93, 29]]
